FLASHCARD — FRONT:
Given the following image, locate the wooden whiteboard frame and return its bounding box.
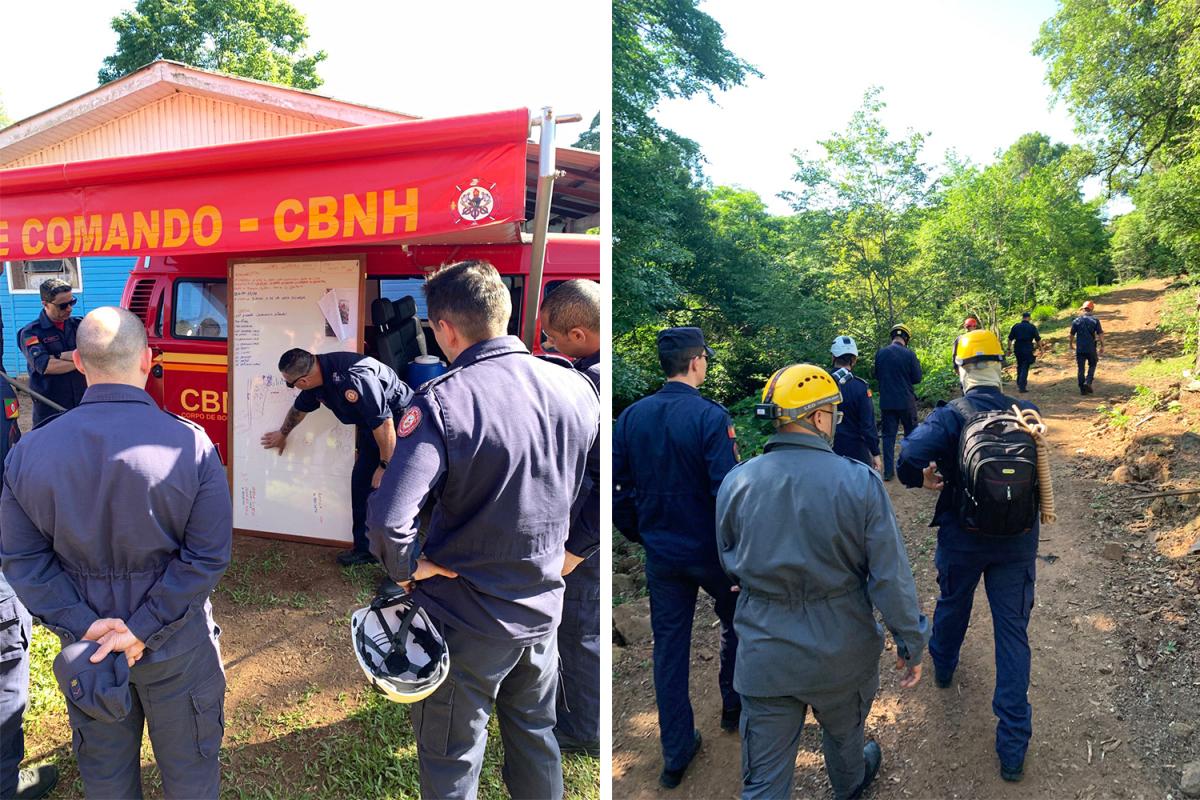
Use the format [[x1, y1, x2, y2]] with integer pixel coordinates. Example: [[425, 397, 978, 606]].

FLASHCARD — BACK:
[[225, 254, 367, 546]]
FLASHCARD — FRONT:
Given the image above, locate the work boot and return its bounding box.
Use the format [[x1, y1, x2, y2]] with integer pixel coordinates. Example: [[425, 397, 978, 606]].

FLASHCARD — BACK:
[[1079, 386, 1087, 395], [1085, 383, 1094, 394], [555, 733, 600, 758], [16, 764, 58, 800], [377, 577, 404, 599], [720, 705, 741, 732], [336, 549, 376, 567], [882, 471, 894, 482], [847, 740, 882, 800], [1000, 760, 1024, 782], [659, 730, 702, 789], [934, 669, 954, 689]]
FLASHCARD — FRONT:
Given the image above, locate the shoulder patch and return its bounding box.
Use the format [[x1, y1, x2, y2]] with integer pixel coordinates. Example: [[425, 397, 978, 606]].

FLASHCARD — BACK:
[[398, 406, 422, 437], [344, 389, 359, 404], [23, 336, 38, 348]]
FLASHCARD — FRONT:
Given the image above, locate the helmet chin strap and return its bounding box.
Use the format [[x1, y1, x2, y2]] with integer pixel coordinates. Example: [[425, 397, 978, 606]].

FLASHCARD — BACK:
[[793, 411, 836, 444]]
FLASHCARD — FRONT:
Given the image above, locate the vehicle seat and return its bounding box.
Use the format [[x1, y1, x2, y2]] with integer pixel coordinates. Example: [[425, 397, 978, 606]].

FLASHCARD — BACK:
[[391, 296, 427, 378], [372, 298, 405, 376]]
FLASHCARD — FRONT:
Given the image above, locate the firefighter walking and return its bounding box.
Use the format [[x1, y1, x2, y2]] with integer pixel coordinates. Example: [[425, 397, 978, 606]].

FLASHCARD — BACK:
[[896, 329, 1041, 783], [716, 364, 926, 800]]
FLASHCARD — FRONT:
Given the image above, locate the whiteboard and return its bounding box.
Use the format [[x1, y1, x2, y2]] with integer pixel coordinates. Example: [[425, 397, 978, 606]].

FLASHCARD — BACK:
[[229, 258, 363, 543]]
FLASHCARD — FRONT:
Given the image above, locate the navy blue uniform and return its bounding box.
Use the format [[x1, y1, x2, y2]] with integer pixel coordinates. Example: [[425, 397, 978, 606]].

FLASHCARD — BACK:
[[366, 335, 599, 799], [556, 351, 601, 752], [897, 386, 1038, 771], [612, 381, 740, 773], [874, 341, 922, 477], [0, 383, 232, 799], [831, 368, 879, 467], [293, 352, 413, 554], [1007, 321, 1041, 392], [16, 311, 87, 425], [1070, 315, 1103, 390], [0, 312, 26, 800]]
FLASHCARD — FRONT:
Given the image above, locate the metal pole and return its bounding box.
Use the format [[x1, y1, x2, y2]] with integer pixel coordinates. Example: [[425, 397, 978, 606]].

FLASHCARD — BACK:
[[521, 108, 583, 349], [0, 372, 66, 412]]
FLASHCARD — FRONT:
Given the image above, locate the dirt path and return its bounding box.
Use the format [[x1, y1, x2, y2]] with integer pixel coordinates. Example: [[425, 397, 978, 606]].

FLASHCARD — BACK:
[[614, 277, 1198, 799]]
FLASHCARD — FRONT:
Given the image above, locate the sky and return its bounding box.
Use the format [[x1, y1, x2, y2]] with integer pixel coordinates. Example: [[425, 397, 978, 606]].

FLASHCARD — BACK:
[[0, 0, 606, 141], [653, 0, 1114, 214]]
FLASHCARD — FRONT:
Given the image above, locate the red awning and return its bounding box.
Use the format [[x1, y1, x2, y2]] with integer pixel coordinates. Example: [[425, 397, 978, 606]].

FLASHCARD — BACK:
[[0, 108, 530, 258]]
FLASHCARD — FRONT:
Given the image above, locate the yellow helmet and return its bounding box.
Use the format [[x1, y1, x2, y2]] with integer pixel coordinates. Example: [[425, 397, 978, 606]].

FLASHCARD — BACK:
[[889, 323, 912, 341], [953, 329, 1004, 366], [754, 364, 842, 424]]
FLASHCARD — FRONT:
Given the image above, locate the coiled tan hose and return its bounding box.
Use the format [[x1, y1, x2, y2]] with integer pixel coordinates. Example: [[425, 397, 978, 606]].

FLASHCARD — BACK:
[[1011, 405, 1057, 524]]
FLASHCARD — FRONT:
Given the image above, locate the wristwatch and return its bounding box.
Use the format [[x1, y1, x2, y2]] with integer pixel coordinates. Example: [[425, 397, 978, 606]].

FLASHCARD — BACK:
[[379, 459, 389, 469]]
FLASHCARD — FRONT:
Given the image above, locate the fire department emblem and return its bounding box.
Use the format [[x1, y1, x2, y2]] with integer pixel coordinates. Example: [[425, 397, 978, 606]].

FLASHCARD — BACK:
[[398, 406, 422, 437], [455, 180, 496, 223], [344, 389, 359, 404]]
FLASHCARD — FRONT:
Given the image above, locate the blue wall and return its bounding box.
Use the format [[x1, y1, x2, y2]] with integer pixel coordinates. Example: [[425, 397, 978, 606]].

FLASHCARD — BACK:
[[1, 257, 135, 374]]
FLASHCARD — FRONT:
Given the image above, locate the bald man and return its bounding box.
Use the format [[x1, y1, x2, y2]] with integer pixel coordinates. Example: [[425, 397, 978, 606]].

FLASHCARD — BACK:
[[0, 306, 232, 799]]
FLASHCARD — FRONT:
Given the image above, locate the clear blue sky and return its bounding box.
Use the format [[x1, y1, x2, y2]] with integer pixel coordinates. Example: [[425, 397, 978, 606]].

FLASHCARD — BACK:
[[653, 0, 1104, 214], [0, 1, 605, 140]]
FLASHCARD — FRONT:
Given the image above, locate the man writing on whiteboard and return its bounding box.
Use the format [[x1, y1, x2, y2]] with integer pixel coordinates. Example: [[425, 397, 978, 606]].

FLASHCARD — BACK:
[[260, 351, 413, 567]]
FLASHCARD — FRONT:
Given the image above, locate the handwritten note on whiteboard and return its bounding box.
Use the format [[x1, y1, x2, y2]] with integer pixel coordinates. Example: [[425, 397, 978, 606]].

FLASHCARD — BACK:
[[230, 259, 362, 542]]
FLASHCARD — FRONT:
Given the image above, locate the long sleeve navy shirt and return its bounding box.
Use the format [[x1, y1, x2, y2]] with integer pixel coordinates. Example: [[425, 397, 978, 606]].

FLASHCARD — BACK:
[[612, 381, 738, 566], [0, 384, 231, 662]]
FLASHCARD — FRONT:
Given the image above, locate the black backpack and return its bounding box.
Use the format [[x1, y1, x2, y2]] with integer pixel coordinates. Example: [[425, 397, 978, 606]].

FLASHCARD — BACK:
[[949, 398, 1039, 537]]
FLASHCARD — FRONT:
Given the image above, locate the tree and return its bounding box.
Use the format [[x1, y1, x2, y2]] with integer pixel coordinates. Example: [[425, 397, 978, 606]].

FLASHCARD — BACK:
[[98, 0, 327, 89], [783, 87, 936, 344], [573, 113, 600, 151], [612, 0, 760, 406], [1034, 0, 1200, 189]]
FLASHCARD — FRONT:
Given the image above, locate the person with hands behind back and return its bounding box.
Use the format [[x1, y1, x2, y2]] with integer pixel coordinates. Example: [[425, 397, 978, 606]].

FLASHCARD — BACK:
[[0, 306, 232, 800]]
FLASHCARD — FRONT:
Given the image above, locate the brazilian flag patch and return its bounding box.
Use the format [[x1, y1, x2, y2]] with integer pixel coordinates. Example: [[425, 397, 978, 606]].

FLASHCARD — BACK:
[[23, 336, 38, 348]]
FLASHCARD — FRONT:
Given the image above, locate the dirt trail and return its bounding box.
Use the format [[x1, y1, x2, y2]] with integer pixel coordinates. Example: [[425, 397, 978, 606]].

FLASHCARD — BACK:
[[614, 277, 1199, 799]]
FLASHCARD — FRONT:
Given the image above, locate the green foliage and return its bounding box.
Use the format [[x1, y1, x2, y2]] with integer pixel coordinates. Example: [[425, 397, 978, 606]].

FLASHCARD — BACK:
[[1158, 277, 1200, 355], [0, 95, 10, 128], [728, 395, 774, 460], [1095, 404, 1131, 428], [98, 0, 327, 88], [1031, 305, 1057, 322], [1131, 384, 1157, 410], [1129, 353, 1194, 380], [1110, 209, 1179, 280], [612, 0, 761, 402], [573, 113, 600, 152]]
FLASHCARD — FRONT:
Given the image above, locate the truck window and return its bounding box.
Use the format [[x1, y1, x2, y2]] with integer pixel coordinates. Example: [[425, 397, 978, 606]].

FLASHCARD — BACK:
[[174, 280, 228, 340]]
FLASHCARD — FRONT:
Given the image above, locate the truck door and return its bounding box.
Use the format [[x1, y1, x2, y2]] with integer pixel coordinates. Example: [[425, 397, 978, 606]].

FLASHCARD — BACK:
[[162, 279, 230, 461]]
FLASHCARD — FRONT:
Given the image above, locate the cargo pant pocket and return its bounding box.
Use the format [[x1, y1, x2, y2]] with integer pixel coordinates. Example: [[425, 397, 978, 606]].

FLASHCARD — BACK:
[[414, 681, 455, 758], [0, 598, 29, 665], [189, 669, 226, 759]]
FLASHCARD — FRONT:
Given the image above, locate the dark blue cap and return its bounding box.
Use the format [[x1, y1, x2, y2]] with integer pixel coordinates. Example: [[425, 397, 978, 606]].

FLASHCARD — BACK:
[[52, 640, 132, 723], [656, 327, 714, 358]]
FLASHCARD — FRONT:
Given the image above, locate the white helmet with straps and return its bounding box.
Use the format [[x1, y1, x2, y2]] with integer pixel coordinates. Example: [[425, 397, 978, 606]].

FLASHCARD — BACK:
[[831, 335, 859, 358], [351, 592, 450, 703]]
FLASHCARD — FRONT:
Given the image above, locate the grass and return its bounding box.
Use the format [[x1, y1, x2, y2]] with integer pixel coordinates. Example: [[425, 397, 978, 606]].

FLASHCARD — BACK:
[[1129, 354, 1194, 380], [20, 541, 600, 799]]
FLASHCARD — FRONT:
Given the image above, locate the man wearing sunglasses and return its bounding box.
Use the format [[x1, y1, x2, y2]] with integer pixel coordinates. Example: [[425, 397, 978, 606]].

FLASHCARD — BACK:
[[16, 279, 86, 425]]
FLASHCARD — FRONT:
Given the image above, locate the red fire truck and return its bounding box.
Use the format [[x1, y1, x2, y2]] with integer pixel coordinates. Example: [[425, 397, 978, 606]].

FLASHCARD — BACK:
[[1, 106, 598, 542], [119, 234, 598, 461]]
